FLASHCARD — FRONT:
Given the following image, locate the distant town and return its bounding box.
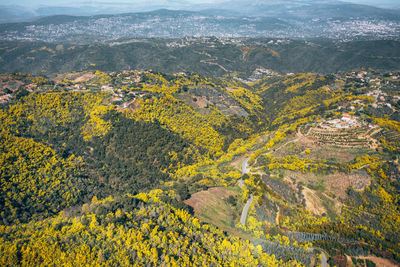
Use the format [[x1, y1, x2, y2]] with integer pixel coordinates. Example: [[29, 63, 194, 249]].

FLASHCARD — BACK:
[[1, 13, 399, 43]]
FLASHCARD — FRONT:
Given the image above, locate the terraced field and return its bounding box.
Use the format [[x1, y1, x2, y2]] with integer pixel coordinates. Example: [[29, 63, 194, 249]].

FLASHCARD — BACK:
[[308, 126, 377, 149]]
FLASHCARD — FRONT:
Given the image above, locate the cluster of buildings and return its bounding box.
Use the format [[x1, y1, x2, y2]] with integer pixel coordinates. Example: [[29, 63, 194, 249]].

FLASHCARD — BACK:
[[0, 75, 36, 104], [320, 113, 359, 129], [2, 14, 399, 43], [324, 19, 400, 39]]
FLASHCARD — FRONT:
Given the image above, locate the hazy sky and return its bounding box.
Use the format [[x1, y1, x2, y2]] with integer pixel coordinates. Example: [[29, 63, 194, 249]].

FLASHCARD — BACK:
[[0, 0, 398, 8], [0, 0, 220, 5]]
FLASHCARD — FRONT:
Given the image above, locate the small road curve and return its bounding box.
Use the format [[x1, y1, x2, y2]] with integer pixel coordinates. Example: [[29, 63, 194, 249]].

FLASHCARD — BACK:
[[242, 157, 251, 175], [240, 157, 253, 225]]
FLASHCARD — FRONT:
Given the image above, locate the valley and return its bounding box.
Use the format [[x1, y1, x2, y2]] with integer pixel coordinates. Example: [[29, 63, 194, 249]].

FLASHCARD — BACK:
[[1, 69, 399, 266]]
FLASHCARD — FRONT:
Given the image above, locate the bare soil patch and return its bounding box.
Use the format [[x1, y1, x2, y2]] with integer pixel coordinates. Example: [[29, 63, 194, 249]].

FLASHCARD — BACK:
[[184, 187, 252, 239], [303, 187, 327, 216], [184, 187, 236, 213]]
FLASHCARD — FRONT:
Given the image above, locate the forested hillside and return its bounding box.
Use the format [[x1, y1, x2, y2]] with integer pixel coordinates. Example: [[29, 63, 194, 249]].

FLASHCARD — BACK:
[[0, 69, 399, 266], [1, 38, 400, 76]]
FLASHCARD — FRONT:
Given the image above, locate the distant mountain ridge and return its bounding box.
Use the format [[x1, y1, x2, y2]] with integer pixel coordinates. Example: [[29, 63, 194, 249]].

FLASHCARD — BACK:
[[1, 0, 400, 23], [217, 0, 400, 18]]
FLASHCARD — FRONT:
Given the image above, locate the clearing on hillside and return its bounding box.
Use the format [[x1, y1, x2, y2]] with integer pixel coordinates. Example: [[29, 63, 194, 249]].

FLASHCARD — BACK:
[[184, 187, 248, 237]]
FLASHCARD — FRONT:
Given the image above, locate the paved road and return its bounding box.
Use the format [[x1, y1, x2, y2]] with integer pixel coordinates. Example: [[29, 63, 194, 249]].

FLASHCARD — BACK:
[[241, 154, 328, 266], [320, 251, 328, 267], [238, 157, 251, 188], [240, 194, 253, 225], [240, 157, 253, 225], [242, 157, 251, 175]]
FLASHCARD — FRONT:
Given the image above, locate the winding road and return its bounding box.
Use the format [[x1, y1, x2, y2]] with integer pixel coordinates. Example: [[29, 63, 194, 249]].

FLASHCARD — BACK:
[[240, 195, 253, 225], [240, 155, 328, 267], [240, 157, 253, 225]]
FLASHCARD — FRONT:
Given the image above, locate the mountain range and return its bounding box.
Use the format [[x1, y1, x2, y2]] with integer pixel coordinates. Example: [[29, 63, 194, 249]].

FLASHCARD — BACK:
[[1, 0, 400, 23]]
